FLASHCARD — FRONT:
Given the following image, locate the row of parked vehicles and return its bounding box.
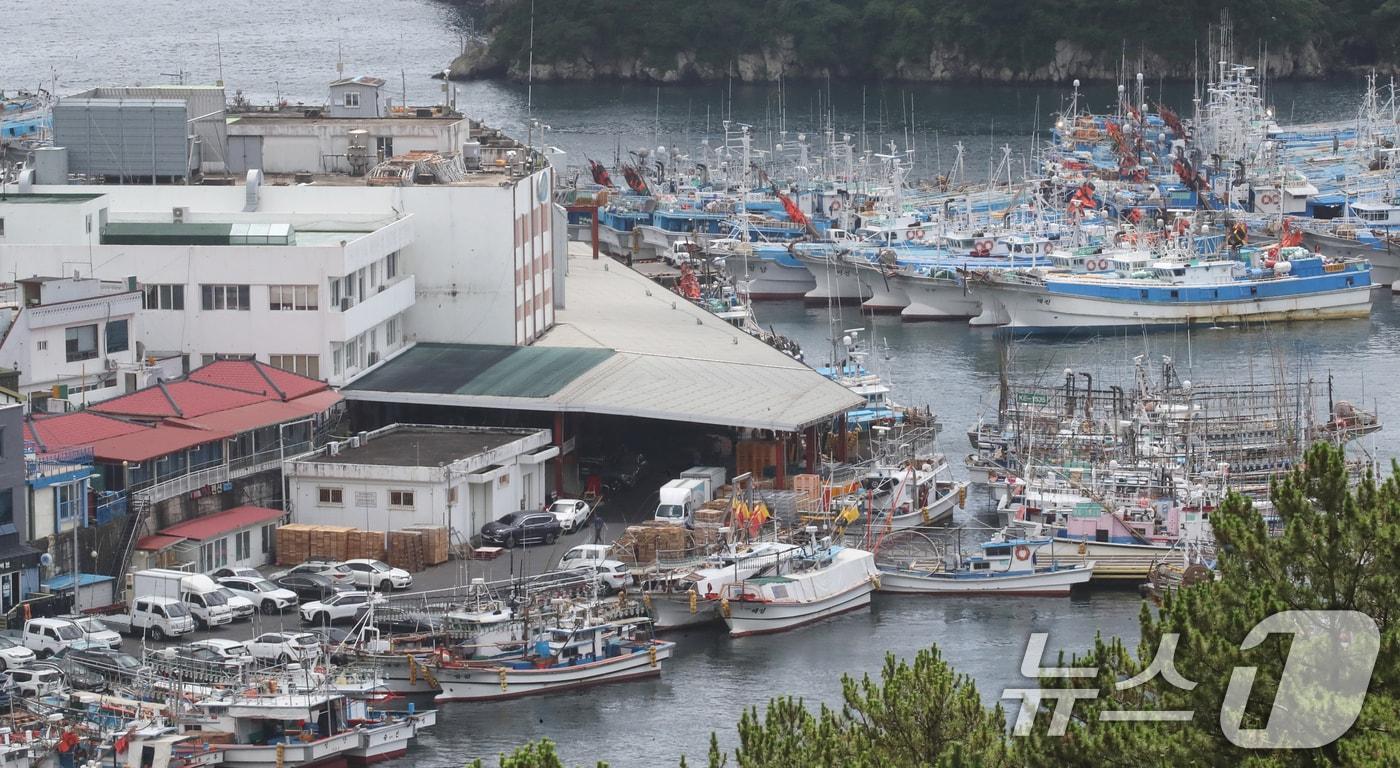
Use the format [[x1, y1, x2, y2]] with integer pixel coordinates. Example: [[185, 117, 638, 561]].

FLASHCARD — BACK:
[[100, 558, 415, 642]]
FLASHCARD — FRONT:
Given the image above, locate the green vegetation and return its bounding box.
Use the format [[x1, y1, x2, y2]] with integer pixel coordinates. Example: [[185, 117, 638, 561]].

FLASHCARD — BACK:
[[471, 0, 1399, 80], [468, 442, 1400, 766]]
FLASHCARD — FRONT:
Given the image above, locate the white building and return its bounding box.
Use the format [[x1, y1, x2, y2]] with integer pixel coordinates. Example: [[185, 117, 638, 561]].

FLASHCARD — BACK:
[[285, 424, 556, 539], [0, 188, 415, 387], [0, 276, 142, 409], [225, 76, 468, 175], [5, 158, 561, 380], [134, 504, 285, 573]]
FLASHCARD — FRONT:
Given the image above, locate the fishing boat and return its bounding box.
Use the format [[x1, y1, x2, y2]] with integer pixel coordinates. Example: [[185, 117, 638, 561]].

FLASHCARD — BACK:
[[860, 457, 967, 531], [432, 619, 674, 702], [967, 246, 1372, 332], [878, 534, 1094, 595], [721, 537, 879, 637], [643, 541, 803, 630]]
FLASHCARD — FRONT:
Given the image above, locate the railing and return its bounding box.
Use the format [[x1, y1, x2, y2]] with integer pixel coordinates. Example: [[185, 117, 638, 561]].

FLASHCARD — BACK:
[[93, 492, 128, 525]]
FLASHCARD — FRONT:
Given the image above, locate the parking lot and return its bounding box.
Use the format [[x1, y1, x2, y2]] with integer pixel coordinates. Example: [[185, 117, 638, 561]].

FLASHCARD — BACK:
[[114, 514, 624, 656]]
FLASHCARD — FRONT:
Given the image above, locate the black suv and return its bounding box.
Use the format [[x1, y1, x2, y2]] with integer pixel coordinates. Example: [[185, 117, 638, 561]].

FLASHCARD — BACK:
[[480, 511, 562, 548], [274, 573, 350, 602]]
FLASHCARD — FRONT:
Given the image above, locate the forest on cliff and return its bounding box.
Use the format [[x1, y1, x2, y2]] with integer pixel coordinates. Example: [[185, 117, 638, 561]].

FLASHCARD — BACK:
[[451, 0, 1400, 81]]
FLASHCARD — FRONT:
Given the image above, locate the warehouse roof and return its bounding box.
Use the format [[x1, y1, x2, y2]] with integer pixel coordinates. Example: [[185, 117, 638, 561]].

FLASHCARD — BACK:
[[343, 244, 861, 432]]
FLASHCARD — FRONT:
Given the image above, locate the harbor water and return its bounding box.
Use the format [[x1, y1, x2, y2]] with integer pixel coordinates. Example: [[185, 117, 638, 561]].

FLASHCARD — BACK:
[[8, 2, 1400, 764]]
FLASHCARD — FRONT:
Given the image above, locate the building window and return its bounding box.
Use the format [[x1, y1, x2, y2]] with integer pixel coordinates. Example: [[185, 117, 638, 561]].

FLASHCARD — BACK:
[[448, 486, 458, 504], [200, 353, 254, 366], [332, 345, 344, 376], [65, 324, 99, 362], [200, 539, 229, 571], [318, 487, 343, 506], [143, 284, 185, 310], [261, 523, 275, 554], [236, 530, 251, 561], [343, 91, 360, 109], [0, 490, 15, 536], [389, 490, 414, 508], [105, 319, 130, 353], [345, 338, 359, 370], [386, 252, 398, 279], [269, 354, 320, 380], [36, 340, 46, 351], [0, 218, 5, 237], [57, 483, 81, 524], [330, 279, 342, 310], [385, 316, 399, 347], [269, 285, 318, 311], [200, 284, 250, 311]]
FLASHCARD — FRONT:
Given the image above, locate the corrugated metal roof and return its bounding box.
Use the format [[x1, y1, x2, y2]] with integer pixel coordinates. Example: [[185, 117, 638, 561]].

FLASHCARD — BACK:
[[346, 344, 612, 398], [157, 505, 284, 541], [343, 244, 862, 432]]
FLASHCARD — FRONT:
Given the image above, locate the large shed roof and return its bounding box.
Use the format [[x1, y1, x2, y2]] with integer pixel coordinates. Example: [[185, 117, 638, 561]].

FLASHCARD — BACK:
[[343, 244, 860, 432]]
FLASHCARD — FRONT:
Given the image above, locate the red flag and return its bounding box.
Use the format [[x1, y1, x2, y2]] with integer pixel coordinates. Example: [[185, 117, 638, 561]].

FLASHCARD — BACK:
[[772, 185, 808, 227]]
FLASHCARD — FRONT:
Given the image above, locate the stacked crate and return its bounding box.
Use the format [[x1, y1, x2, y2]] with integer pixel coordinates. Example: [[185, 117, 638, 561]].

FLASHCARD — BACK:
[[307, 525, 353, 561], [346, 529, 387, 561], [275, 524, 314, 566], [404, 525, 450, 565], [736, 439, 781, 478], [385, 530, 425, 572]]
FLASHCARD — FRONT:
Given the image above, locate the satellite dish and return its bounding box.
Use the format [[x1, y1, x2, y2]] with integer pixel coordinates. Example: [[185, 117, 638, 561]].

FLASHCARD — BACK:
[[39, 553, 53, 567]]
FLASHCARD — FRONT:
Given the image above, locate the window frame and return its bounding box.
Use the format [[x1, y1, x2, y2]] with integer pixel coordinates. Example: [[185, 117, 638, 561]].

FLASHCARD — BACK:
[[105, 318, 130, 353], [65, 324, 99, 362], [318, 487, 344, 506], [200, 284, 250, 311], [388, 490, 414, 508], [343, 91, 360, 109]]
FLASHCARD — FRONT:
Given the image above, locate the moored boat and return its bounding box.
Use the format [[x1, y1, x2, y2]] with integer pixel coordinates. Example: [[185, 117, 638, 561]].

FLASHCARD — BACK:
[[721, 539, 879, 637], [878, 535, 1094, 596]]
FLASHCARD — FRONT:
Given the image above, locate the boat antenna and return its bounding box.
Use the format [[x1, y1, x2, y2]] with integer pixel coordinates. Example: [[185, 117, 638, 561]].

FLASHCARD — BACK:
[[526, 0, 536, 115]]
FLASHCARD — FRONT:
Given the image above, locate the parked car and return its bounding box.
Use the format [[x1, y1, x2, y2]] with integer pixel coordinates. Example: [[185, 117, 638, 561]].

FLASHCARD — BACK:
[[63, 616, 123, 650], [214, 587, 256, 620], [208, 566, 262, 580], [274, 574, 350, 603], [341, 559, 413, 591], [547, 499, 593, 533], [188, 638, 256, 667], [0, 636, 35, 670], [218, 576, 299, 614], [300, 591, 381, 626], [34, 658, 106, 692], [7, 666, 66, 697], [22, 619, 84, 658], [577, 560, 634, 594], [247, 632, 320, 665], [480, 511, 562, 548], [152, 644, 254, 677], [62, 648, 148, 682], [273, 561, 356, 586]]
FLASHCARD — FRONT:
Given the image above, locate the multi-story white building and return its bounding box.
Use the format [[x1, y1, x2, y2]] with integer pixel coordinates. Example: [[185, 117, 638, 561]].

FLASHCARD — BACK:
[[0, 189, 415, 387], [0, 276, 143, 409], [3, 158, 561, 383]]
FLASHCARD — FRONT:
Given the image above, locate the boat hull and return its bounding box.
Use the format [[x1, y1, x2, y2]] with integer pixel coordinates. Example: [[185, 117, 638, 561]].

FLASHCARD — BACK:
[[855, 265, 910, 313], [219, 732, 361, 768], [894, 274, 982, 320], [981, 283, 1372, 332], [867, 481, 967, 532], [347, 720, 419, 766], [433, 643, 675, 702], [647, 593, 722, 631], [724, 581, 874, 637], [877, 563, 1094, 595], [1051, 538, 1180, 580], [796, 253, 871, 304], [1302, 231, 1400, 287], [734, 258, 817, 299]]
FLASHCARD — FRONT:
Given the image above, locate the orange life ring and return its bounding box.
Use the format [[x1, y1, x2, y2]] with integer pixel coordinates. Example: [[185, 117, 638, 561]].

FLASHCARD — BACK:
[[1014, 545, 1032, 561]]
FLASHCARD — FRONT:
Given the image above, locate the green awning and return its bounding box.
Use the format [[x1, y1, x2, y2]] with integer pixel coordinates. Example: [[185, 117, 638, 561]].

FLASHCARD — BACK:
[[345, 343, 614, 399]]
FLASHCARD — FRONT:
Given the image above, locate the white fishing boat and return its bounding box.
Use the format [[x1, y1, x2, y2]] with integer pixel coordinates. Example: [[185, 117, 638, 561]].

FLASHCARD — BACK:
[[721, 538, 879, 637], [878, 534, 1094, 596], [892, 267, 982, 320], [432, 620, 674, 702], [644, 541, 802, 630], [967, 249, 1373, 331], [185, 688, 426, 768], [860, 458, 968, 531], [793, 246, 871, 304], [853, 258, 911, 313]]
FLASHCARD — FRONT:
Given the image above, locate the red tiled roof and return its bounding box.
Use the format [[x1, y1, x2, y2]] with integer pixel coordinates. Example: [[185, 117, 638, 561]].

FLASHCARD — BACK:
[[189, 360, 329, 401], [169, 390, 343, 434], [90, 381, 270, 420], [136, 534, 185, 552], [88, 423, 232, 463], [157, 506, 285, 541], [25, 412, 146, 453]]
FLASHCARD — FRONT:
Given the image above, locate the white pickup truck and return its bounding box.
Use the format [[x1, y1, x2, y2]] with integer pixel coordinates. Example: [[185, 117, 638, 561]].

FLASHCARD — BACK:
[[102, 596, 197, 641]]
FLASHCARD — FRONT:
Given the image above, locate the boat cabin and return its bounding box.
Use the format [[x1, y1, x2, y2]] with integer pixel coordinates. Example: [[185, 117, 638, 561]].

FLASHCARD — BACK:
[[1349, 201, 1400, 227], [1001, 234, 1054, 259], [1150, 260, 1243, 285]]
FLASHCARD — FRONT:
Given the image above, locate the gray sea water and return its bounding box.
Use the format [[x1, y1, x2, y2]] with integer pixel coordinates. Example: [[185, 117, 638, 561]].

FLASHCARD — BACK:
[[7, 2, 1397, 764]]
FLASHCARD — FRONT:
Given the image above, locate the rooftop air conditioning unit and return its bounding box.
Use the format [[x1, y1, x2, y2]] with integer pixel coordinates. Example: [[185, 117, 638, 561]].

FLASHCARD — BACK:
[[172, 207, 188, 223]]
